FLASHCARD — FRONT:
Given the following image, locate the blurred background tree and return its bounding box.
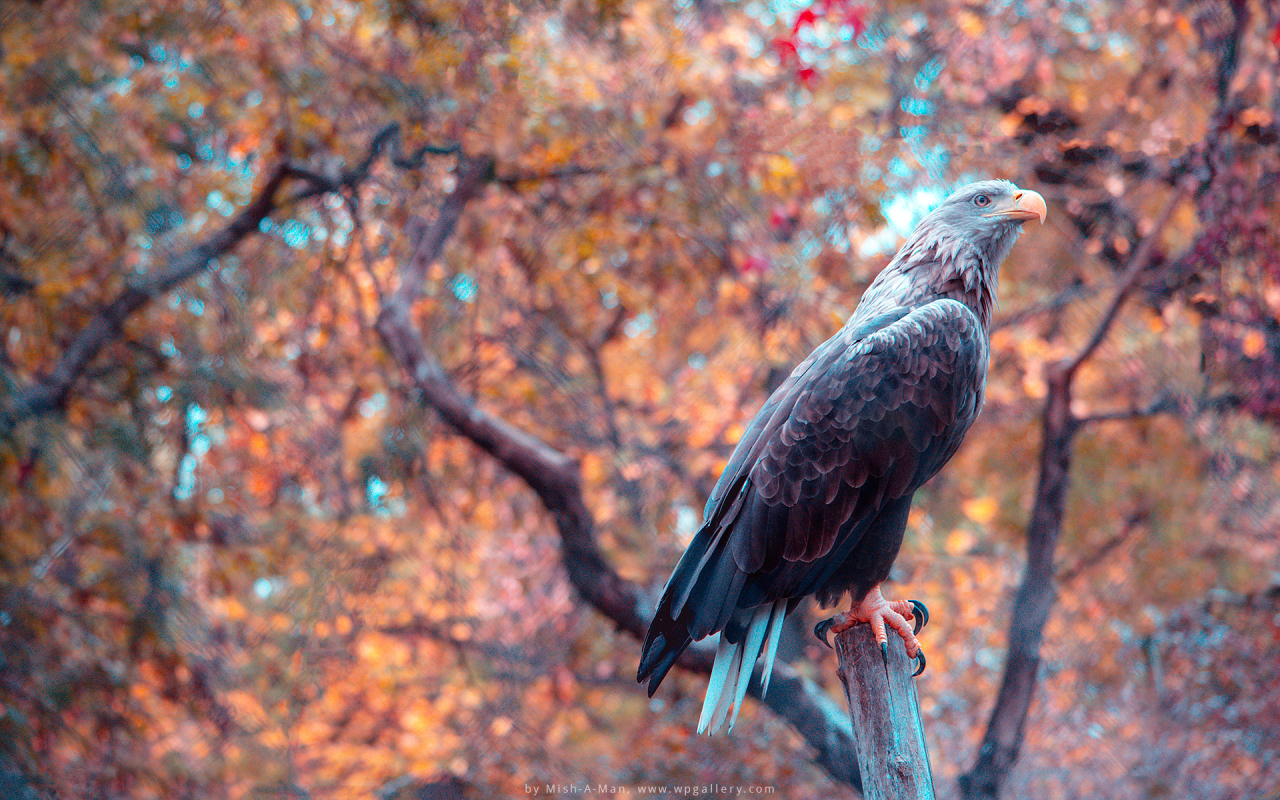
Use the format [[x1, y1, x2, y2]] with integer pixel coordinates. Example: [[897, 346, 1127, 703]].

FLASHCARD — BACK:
[[1, 0, 1278, 798]]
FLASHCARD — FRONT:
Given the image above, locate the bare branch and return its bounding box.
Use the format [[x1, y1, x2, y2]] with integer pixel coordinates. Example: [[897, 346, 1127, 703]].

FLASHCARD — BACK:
[[1062, 179, 1194, 380], [2, 163, 291, 430], [372, 166, 866, 791]]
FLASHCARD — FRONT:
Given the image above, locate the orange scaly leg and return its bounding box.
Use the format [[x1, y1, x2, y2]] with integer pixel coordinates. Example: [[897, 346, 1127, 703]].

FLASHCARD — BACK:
[[814, 585, 929, 676]]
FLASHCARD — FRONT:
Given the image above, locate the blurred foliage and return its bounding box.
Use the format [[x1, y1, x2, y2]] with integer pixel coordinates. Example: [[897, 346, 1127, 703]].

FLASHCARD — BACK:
[[1, 0, 1279, 798]]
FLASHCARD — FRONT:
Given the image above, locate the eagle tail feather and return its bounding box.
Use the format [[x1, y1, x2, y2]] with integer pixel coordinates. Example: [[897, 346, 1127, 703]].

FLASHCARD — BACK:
[[759, 599, 788, 697], [696, 599, 788, 734]]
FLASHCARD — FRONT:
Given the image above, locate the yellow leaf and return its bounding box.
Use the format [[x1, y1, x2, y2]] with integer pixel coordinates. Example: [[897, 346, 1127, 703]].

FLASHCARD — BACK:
[[957, 10, 984, 37], [1242, 330, 1265, 359], [962, 496, 999, 526]]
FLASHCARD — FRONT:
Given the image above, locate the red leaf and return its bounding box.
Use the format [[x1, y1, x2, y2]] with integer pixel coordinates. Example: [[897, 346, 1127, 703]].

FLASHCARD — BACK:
[[773, 37, 799, 63], [792, 7, 818, 34], [740, 254, 770, 275], [1271, 21, 1280, 48], [797, 65, 819, 88], [846, 5, 867, 38]]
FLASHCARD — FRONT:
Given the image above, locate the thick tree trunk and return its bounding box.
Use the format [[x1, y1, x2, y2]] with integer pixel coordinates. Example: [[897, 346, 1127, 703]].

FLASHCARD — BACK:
[[835, 624, 934, 800]]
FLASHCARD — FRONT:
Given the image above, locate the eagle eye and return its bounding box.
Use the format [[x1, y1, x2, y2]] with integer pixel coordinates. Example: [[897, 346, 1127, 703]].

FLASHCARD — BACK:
[[973, 194, 992, 208]]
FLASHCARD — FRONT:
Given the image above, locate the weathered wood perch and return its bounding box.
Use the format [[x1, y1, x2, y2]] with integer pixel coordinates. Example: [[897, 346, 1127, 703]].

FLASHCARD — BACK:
[[834, 624, 935, 800]]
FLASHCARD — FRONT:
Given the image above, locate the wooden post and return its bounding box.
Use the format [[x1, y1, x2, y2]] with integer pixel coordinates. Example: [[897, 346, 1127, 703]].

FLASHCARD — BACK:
[[834, 624, 935, 800]]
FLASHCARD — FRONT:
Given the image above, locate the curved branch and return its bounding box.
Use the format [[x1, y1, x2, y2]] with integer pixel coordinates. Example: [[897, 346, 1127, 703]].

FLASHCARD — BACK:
[[373, 160, 865, 792], [1, 125, 418, 432], [960, 178, 1195, 799], [2, 163, 292, 430], [1062, 179, 1194, 380]]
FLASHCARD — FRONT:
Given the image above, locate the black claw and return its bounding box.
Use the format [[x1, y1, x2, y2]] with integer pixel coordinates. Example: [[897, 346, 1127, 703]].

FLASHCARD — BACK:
[[912, 648, 927, 678], [910, 599, 930, 634], [814, 618, 835, 649], [880, 641, 888, 663]]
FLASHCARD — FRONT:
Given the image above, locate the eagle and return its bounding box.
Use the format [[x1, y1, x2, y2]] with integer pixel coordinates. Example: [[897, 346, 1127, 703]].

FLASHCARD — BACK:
[[637, 180, 1047, 734]]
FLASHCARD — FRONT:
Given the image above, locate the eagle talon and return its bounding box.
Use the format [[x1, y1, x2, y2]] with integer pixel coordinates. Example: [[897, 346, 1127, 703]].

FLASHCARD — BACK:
[[909, 599, 930, 634], [814, 618, 836, 648], [912, 648, 926, 677], [880, 640, 888, 663]]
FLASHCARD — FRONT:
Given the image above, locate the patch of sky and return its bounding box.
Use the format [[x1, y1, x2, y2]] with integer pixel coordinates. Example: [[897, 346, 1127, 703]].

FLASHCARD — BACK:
[[1061, 5, 1091, 34], [915, 56, 944, 91], [683, 100, 712, 126], [359, 392, 387, 419], [625, 312, 655, 339], [366, 475, 388, 509], [696, 298, 710, 315], [156, 385, 172, 403], [116, 77, 132, 96], [161, 336, 178, 358], [188, 102, 204, 119], [917, 144, 950, 181], [186, 403, 207, 436], [130, 55, 145, 70], [135, 234, 153, 251], [246, 90, 263, 107], [687, 353, 707, 370], [888, 157, 913, 178], [197, 142, 214, 161], [164, 75, 179, 90], [451, 273, 478, 302], [187, 298, 204, 316], [253, 577, 275, 599], [150, 44, 167, 62], [674, 504, 699, 543], [279, 219, 310, 249], [900, 97, 934, 116], [168, 294, 182, 310], [284, 343, 300, 361], [706, 161, 724, 178], [859, 184, 946, 257], [207, 487, 223, 504], [174, 453, 198, 500], [177, 154, 191, 170], [797, 233, 821, 262], [258, 218, 274, 234], [858, 24, 887, 52], [190, 434, 209, 458], [601, 287, 619, 309]]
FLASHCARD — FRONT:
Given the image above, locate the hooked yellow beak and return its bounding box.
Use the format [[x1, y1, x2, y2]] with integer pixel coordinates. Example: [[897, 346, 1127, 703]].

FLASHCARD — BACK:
[[985, 188, 1047, 224]]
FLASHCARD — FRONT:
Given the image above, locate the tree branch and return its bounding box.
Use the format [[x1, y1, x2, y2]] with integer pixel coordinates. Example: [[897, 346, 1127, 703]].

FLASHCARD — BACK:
[[960, 178, 1195, 799], [1, 163, 292, 430], [1062, 179, 1194, 380], [373, 163, 866, 792], [1, 124, 425, 433]]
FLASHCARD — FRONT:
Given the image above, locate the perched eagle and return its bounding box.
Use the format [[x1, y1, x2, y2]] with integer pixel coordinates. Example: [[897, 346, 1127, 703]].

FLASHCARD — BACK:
[[637, 180, 1047, 734]]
